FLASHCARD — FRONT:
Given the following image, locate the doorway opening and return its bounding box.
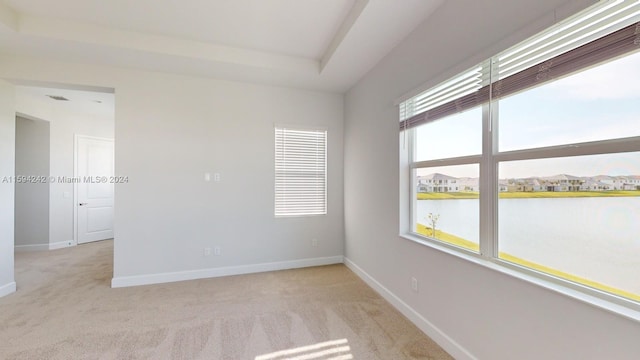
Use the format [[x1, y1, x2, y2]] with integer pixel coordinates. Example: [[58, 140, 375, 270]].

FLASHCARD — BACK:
[[13, 83, 115, 286]]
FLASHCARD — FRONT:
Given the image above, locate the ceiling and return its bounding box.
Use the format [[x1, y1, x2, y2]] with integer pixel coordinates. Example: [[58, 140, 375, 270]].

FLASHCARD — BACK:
[[16, 85, 115, 115], [0, 0, 443, 92]]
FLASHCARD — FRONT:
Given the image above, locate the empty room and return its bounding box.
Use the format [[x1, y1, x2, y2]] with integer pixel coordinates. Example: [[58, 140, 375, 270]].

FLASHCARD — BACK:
[[1, 0, 639, 359]]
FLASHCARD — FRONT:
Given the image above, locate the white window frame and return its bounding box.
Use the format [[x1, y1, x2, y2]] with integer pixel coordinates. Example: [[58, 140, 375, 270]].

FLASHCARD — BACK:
[[399, 0, 640, 319]]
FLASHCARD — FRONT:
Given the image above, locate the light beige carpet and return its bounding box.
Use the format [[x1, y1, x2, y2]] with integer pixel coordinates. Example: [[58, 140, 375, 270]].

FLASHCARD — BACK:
[[0, 240, 452, 360]]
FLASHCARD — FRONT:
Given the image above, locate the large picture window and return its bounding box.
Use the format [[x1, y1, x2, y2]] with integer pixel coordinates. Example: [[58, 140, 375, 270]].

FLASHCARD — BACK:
[[401, 0, 640, 305]]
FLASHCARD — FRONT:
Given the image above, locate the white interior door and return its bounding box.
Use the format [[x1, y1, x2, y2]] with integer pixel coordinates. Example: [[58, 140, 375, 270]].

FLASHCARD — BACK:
[[76, 136, 114, 244]]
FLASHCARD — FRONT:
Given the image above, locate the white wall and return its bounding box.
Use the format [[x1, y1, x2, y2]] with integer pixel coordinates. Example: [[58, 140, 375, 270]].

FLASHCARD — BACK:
[[0, 57, 344, 286], [14, 116, 50, 249], [344, 0, 640, 359], [15, 88, 114, 248], [113, 71, 344, 283], [0, 80, 16, 297]]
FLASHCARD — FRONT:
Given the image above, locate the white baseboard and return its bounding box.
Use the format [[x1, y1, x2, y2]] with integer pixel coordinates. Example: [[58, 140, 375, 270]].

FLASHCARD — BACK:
[[344, 257, 476, 360], [15, 243, 49, 252], [0, 281, 16, 298], [15, 241, 74, 252], [111, 255, 344, 288], [50, 240, 75, 250]]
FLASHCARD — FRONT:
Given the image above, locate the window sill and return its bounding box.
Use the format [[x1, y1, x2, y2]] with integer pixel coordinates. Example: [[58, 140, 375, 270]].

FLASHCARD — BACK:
[[400, 232, 640, 323]]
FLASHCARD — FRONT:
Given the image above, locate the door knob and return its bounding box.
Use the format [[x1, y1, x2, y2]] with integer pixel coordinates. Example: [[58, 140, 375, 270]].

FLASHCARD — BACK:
[[79, 203, 88, 206]]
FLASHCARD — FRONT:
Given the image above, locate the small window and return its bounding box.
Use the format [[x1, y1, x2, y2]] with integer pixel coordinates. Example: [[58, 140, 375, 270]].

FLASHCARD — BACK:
[[275, 126, 327, 217]]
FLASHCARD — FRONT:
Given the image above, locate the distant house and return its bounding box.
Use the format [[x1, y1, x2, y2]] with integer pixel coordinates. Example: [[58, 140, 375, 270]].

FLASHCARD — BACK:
[[580, 180, 610, 191], [509, 178, 543, 192], [498, 180, 509, 192], [457, 177, 479, 192], [526, 178, 544, 192], [627, 176, 640, 190], [593, 175, 623, 190], [615, 176, 640, 190], [542, 174, 585, 192], [417, 173, 459, 192]]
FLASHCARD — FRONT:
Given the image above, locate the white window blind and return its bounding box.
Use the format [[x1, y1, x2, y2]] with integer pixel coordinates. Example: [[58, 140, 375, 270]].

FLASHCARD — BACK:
[[399, 65, 485, 122], [498, 0, 640, 79], [275, 127, 327, 217], [399, 0, 640, 131]]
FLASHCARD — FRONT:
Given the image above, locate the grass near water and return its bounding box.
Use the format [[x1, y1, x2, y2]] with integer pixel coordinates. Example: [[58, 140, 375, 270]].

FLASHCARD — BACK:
[[417, 190, 640, 200], [415, 224, 640, 302]]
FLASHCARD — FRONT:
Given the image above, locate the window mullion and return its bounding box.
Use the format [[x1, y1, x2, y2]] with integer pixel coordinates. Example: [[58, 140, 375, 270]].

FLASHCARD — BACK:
[[480, 57, 499, 259], [495, 136, 640, 162], [411, 155, 482, 169], [479, 100, 498, 259], [408, 129, 417, 234]]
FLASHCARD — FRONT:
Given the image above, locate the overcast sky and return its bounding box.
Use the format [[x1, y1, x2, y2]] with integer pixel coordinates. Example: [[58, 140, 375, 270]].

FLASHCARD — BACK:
[[414, 50, 640, 178]]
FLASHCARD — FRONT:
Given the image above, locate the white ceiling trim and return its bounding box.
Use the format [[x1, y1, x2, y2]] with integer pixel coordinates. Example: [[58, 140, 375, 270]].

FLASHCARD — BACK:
[[321, 0, 369, 72], [320, 0, 445, 87], [19, 15, 318, 74], [0, 1, 444, 92]]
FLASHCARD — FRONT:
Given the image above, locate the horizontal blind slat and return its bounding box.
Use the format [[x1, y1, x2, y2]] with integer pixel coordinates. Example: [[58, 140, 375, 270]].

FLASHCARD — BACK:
[[275, 127, 327, 217], [399, 0, 640, 131], [493, 21, 640, 100], [499, 2, 640, 78]]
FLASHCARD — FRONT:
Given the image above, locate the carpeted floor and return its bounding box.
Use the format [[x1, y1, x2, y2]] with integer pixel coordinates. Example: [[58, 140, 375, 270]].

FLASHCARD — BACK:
[[0, 240, 452, 359]]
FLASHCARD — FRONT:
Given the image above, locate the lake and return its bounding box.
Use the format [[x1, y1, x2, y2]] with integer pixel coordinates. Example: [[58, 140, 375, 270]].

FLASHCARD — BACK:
[[417, 197, 640, 294]]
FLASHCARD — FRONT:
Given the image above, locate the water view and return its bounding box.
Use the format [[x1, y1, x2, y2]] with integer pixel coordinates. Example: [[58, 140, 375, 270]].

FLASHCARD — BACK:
[[417, 196, 640, 296]]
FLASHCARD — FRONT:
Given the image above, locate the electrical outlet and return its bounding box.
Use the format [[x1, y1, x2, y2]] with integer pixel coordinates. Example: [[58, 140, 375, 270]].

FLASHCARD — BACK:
[[204, 247, 211, 256], [312, 238, 318, 247], [411, 277, 418, 292], [214, 246, 221, 256], [214, 173, 221, 182]]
